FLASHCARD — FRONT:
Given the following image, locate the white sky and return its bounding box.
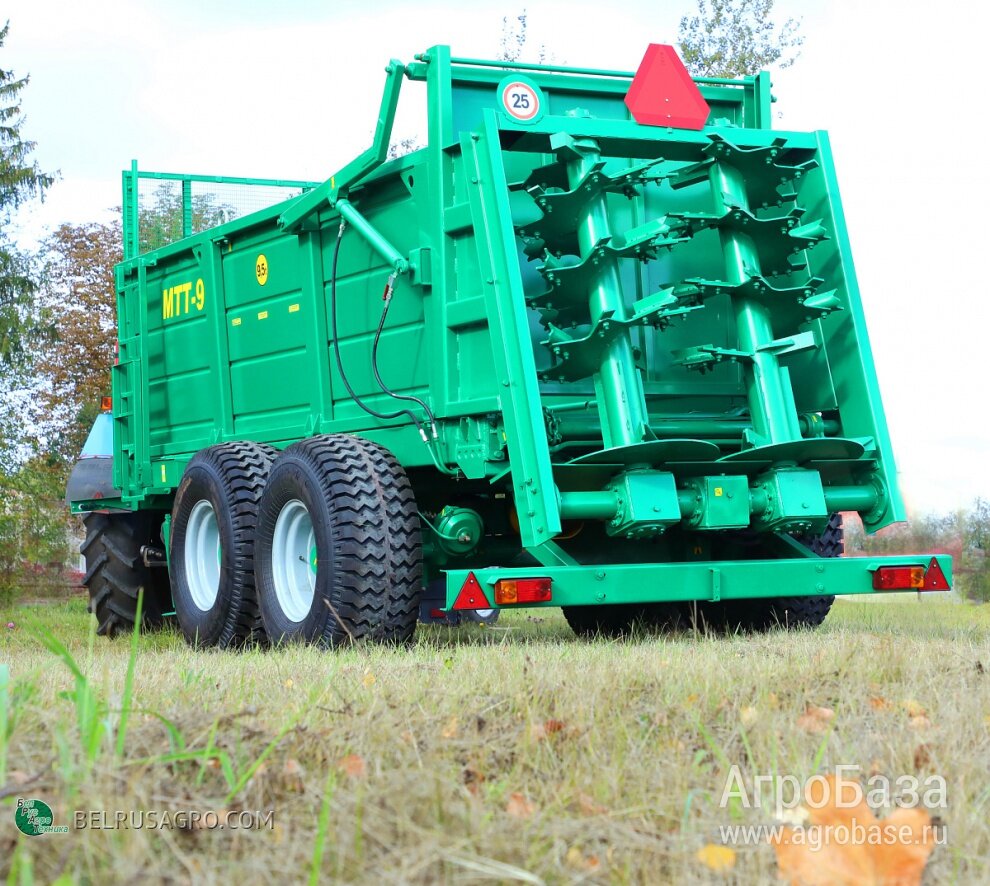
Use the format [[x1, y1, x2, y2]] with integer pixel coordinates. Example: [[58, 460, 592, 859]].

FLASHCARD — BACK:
[[4, 0, 988, 515]]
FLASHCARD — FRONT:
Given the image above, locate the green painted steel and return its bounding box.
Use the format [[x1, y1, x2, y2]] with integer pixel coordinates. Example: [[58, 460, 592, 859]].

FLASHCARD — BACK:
[[446, 554, 954, 609], [71, 45, 945, 612]]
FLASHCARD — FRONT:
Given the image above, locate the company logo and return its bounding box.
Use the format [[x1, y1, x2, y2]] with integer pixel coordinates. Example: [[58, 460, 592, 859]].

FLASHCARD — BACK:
[[14, 799, 68, 836]]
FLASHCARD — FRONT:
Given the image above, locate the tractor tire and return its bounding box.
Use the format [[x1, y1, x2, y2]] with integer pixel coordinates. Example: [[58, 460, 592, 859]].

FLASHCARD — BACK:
[[714, 513, 844, 631], [169, 442, 276, 648], [255, 434, 422, 647], [81, 510, 171, 637]]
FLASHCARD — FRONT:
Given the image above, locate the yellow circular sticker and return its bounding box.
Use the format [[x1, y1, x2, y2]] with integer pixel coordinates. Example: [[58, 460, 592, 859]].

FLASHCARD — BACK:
[[255, 254, 269, 286]]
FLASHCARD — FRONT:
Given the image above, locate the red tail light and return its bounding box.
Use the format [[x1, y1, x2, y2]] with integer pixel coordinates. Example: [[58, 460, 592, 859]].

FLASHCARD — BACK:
[[100, 396, 113, 412], [872, 565, 925, 591], [494, 577, 552, 605]]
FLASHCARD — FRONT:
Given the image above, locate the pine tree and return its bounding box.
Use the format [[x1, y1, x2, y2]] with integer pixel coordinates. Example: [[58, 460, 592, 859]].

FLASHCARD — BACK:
[[0, 19, 53, 363]]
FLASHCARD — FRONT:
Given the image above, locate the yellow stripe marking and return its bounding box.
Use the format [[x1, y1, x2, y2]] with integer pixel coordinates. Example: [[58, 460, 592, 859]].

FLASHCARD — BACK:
[[231, 317, 242, 326], [258, 310, 269, 320], [289, 303, 300, 313]]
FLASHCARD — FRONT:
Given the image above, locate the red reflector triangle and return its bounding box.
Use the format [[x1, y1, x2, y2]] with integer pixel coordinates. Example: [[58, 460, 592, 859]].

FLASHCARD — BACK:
[[452, 571, 492, 610], [624, 44, 710, 130], [924, 558, 950, 591]]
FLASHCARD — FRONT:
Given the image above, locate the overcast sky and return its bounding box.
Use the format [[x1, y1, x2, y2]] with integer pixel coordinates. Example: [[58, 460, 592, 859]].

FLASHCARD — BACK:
[[4, 0, 988, 516]]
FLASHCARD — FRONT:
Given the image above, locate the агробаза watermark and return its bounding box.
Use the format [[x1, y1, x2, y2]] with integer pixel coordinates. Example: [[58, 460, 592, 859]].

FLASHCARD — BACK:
[[719, 765, 947, 819]]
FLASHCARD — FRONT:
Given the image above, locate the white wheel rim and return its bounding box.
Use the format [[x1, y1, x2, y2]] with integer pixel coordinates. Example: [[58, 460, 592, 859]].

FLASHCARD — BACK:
[[185, 500, 221, 611], [271, 499, 317, 622]]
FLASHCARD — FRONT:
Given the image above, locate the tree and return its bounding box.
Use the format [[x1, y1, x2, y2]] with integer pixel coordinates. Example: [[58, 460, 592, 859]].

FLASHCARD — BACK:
[[0, 453, 71, 604], [963, 498, 990, 602], [33, 220, 120, 463], [678, 0, 803, 78], [0, 20, 53, 363], [498, 9, 552, 64], [138, 183, 231, 255]]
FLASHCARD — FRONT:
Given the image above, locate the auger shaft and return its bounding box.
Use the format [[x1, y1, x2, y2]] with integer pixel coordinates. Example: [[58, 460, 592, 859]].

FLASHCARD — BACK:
[[564, 139, 650, 448], [709, 161, 801, 444]]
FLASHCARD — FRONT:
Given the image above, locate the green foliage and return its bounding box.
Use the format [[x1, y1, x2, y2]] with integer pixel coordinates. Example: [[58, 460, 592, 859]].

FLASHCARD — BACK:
[[138, 184, 230, 255], [0, 454, 70, 604], [678, 0, 803, 78], [963, 498, 990, 602], [844, 499, 990, 603], [33, 220, 120, 462], [0, 19, 54, 364], [498, 9, 551, 64]]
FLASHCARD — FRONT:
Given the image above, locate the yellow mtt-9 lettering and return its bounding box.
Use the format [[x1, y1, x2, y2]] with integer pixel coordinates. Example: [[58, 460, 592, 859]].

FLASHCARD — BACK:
[[162, 278, 206, 320]]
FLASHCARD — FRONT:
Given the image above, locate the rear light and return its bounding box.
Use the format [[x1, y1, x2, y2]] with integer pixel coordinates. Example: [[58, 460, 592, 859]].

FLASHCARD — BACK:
[[872, 565, 925, 591], [494, 577, 552, 605], [100, 396, 113, 412]]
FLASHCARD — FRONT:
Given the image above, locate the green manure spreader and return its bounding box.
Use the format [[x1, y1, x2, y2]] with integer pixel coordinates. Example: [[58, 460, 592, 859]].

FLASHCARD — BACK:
[[67, 44, 952, 647]]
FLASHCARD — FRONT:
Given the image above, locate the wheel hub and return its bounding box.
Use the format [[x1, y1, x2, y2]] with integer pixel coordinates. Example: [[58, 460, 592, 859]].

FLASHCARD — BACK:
[[271, 499, 317, 622]]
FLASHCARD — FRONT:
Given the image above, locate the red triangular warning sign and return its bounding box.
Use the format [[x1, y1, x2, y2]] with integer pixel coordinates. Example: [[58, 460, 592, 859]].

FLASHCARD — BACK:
[[624, 44, 710, 130], [924, 558, 950, 591], [452, 572, 492, 610]]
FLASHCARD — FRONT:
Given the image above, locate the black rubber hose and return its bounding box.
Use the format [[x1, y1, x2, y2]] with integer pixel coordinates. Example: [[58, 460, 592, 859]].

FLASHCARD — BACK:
[[329, 223, 423, 428], [371, 284, 438, 429]]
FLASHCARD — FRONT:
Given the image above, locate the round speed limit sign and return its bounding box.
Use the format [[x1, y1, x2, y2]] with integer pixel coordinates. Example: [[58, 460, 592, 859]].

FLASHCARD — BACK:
[[498, 77, 545, 124]]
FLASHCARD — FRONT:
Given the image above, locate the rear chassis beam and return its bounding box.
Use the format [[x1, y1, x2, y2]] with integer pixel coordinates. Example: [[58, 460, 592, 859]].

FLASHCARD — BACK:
[[444, 554, 953, 610]]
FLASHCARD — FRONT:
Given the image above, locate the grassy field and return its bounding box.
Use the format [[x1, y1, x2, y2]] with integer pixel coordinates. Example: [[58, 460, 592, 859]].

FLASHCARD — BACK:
[[1, 596, 988, 884]]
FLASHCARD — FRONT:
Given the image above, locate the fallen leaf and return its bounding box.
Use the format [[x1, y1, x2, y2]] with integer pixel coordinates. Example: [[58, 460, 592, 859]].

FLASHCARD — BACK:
[[566, 845, 601, 872], [284, 678, 294, 690], [282, 758, 305, 792], [505, 792, 536, 818], [901, 699, 926, 718], [337, 754, 367, 779], [869, 696, 891, 711], [441, 717, 459, 739], [740, 706, 759, 727], [577, 793, 608, 816], [909, 715, 932, 731], [462, 767, 485, 796], [797, 705, 835, 734], [696, 843, 736, 872], [771, 774, 935, 886], [686, 693, 699, 705], [913, 745, 932, 770], [532, 718, 567, 741], [362, 671, 376, 688]]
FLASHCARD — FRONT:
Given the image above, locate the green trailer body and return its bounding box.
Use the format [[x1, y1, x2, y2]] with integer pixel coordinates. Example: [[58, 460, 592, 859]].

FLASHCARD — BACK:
[[68, 46, 951, 643]]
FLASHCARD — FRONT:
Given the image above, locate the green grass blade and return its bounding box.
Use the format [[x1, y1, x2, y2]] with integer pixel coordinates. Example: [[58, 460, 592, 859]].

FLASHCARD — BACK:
[[0, 664, 9, 784], [115, 588, 144, 757], [309, 769, 337, 885]]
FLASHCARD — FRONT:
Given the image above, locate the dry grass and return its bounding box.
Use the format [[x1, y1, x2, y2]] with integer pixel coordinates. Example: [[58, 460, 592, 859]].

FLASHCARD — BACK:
[[1, 597, 988, 884]]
